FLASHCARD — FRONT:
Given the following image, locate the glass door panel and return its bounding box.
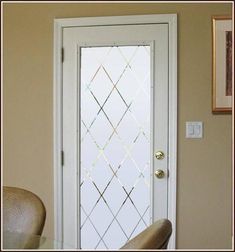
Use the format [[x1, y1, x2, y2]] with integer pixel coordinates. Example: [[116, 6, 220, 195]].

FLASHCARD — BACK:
[[80, 46, 151, 249]]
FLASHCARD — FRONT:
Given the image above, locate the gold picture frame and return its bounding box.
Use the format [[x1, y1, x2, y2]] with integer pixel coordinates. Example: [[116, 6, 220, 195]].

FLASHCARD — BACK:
[[212, 16, 232, 113]]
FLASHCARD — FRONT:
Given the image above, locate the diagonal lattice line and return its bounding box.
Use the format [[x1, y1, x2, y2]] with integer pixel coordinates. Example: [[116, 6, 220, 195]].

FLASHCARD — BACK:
[[81, 82, 117, 143], [81, 47, 150, 172], [112, 150, 150, 197], [80, 205, 109, 249], [113, 130, 147, 180], [80, 119, 103, 185], [80, 162, 94, 188], [82, 87, 128, 178], [101, 61, 150, 130], [81, 172, 125, 235], [85, 47, 113, 91], [133, 162, 150, 188], [94, 188, 130, 248], [84, 123, 147, 190], [117, 46, 139, 72], [88, 65, 102, 86], [81, 45, 150, 144], [81, 79, 113, 141], [81, 168, 123, 230], [96, 102, 149, 181], [84, 50, 133, 128], [86, 64, 140, 165], [81, 117, 96, 142], [81, 103, 149, 191], [125, 88, 150, 142], [83, 64, 129, 139], [95, 183, 145, 248], [89, 65, 118, 114], [121, 186, 135, 206], [81, 180, 111, 229], [80, 145, 149, 247], [90, 103, 131, 169], [82, 166, 147, 247], [80, 124, 109, 186], [80, 131, 104, 186], [89, 89, 117, 135], [101, 65, 129, 108], [94, 200, 129, 249], [81, 96, 148, 187], [117, 47, 151, 102], [127, 205, 150, 240], [85, 177, 130, 247], [84, 45, 131, 113], [102, 46, 139, 91], [92, 48, 146, 124], [80, 120, 118, 186], [121, 186, 148, 227], [104, 128, 146, 190], [131, 198, 148, 227], [118, 46, 150, 98], [81, 118, 104, 156], [89, 182, 147, 244], [95, 183, 150, 248], [81, 171, 119, 228], [106, 102, 131, 143], [116, 46, 151, 138], [81, 120, 101, 149], [83, 46, 132, 125], [81, 55, 117, 142], [92, 180, 109, 204], [84, 46, 141, 133], [83, 55, 135, 140], [80, 119, 116, 181], [113, 79, 150, 144]]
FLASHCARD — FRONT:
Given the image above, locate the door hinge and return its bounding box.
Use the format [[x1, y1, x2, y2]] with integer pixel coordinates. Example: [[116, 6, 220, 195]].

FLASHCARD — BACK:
[[61, 151, 64, 166], [61, 48, 64, 63]]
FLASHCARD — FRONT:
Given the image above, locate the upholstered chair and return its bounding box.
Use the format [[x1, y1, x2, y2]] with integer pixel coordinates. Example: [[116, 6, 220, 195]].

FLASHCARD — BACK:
[[120, 219, 172, 249], [3, 186, 46, 249]]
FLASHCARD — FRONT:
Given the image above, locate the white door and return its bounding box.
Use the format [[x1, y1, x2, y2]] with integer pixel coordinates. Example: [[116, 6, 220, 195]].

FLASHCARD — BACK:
[[58, 16, 177, 249]]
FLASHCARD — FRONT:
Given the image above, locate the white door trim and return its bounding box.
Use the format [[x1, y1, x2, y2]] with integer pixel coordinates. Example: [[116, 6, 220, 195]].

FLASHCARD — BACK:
[[53, 14, 177, 249]]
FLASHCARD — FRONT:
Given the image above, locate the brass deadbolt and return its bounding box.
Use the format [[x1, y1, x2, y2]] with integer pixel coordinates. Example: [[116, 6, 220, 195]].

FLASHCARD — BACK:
[[155, 169, 165, 179], [155, 151, 165, 160]]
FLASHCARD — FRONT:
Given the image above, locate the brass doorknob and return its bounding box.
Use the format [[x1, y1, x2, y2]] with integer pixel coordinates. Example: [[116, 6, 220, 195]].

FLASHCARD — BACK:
[[155, 151, 164, 160], [155, 169, 165, 179]]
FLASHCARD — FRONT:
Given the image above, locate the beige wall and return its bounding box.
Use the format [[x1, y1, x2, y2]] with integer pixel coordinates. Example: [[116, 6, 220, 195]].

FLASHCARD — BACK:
[[3, 3, 232, 249]]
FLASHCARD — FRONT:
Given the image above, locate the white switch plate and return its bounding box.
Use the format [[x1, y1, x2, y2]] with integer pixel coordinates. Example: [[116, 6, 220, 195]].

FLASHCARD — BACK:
[[186, 121, 203, 138]]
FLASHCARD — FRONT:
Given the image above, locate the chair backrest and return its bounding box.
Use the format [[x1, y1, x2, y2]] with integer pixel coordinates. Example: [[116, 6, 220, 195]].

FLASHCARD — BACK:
[[120, 219, 172, 249], [3, 186, 46, 236]]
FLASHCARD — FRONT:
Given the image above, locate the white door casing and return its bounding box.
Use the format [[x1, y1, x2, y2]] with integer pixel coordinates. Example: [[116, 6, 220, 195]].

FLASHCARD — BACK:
[[64, 24, 167, 249], [54, 14, 177, 249]]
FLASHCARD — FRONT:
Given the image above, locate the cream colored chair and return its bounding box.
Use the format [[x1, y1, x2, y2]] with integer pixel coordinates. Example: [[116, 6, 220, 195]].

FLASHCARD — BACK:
[[120, 219, 172, 250], [3, 186, 46, 248]]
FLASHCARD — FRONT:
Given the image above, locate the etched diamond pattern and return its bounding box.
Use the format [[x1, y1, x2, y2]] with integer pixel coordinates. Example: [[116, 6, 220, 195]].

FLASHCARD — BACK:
[[80, 46, 151, 249]]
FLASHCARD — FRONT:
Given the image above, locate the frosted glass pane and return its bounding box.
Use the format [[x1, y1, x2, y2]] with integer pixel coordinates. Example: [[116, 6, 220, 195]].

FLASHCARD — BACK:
[[80, 46, 151, 249]]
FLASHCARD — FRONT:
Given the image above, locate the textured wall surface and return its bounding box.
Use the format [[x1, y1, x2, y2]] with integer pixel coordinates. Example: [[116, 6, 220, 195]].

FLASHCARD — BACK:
[[3, 3, 232, 249]]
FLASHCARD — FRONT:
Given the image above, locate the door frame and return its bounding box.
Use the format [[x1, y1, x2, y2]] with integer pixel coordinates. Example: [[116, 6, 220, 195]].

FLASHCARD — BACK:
[[54, 14, 177, 249]]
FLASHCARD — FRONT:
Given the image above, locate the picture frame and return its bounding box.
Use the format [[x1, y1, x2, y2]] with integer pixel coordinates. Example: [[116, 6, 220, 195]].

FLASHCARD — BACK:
[[212, 16, 232, 113]]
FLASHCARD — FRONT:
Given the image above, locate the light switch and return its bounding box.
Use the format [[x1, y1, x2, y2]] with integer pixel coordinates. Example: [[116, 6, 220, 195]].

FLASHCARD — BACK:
[[188, 124, 194, 135], [186, 122, 203, 138]]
